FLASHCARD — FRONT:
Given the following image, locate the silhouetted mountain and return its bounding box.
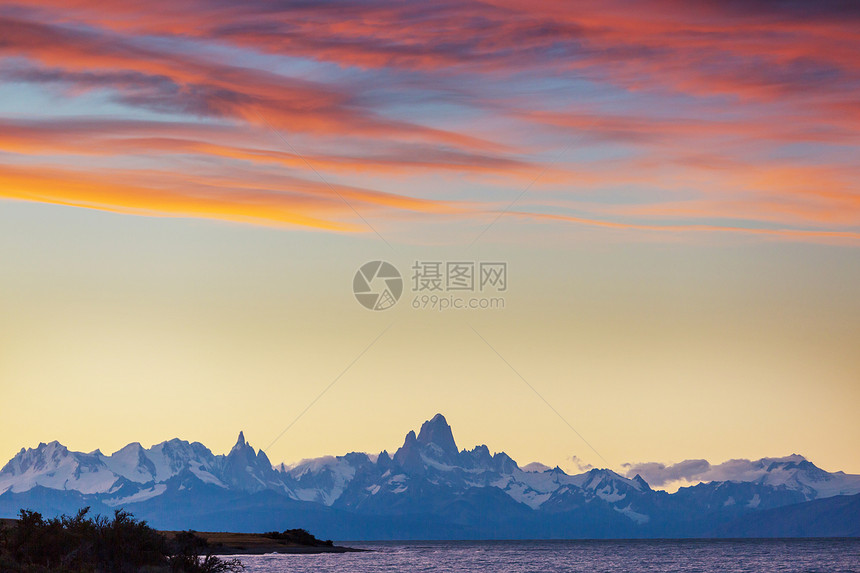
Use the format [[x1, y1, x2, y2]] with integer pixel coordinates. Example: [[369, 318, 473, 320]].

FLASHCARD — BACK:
[[714, 493, 860, 537], [1, 415, 858, 539]]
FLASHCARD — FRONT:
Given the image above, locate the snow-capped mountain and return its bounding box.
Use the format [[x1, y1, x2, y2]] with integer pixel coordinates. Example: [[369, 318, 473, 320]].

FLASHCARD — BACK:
[[103, 439, 223, 487], [0, 441, 118, 495], [0, 432, 277, 503], [1, 414, 858, 538], [278, 414, 650, 516], [734, 455, 860, 499], [220, 431, 288, 494]]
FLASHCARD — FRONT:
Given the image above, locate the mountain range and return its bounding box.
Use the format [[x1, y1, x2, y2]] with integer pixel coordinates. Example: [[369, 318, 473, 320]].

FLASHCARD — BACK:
[[1, 414, 858, 539]]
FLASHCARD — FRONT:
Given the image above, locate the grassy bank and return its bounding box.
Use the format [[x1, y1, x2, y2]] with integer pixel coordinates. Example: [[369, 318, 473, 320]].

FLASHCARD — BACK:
[[1, 508, 362, 571]]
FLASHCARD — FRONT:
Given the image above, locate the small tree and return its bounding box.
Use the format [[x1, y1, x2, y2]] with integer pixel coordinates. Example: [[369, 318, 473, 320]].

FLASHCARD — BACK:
[[168, 530, 243, 573], [0, 507, 244, 572]]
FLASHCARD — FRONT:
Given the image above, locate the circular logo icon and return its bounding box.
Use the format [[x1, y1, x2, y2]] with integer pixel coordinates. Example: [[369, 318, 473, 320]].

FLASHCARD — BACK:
[[353, 261, 403, 311]]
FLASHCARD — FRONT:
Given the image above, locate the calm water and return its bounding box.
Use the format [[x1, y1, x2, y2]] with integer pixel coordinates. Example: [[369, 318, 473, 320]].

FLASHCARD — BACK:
[[225, 539, 860, 572]]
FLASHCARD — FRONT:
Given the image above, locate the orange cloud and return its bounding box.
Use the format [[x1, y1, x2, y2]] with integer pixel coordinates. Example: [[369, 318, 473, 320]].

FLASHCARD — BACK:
[[0, 0, 858, 242], [0, 163, 471, 231], [0, 16, 505, 153], [0, 118, 534, 178], [511, 211, 860, 243]]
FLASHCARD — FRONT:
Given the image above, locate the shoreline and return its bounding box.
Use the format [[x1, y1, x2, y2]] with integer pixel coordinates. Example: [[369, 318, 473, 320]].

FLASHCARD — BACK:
[[161, 530, 367, 555]]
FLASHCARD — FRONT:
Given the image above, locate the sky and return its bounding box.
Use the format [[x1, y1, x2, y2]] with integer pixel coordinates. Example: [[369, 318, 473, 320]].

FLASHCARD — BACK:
[[0, 0, 858, 482]]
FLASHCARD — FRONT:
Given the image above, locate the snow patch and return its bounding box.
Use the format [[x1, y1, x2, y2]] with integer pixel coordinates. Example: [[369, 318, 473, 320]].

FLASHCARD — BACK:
[[615, 504, 649, 524], [747, 493, 761, 508], [104, 484, 167, 507]]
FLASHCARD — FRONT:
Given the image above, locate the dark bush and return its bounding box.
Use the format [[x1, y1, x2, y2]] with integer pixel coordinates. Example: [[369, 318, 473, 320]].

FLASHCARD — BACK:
[[167, 530, 243, 573], [263, 528, 333, 547], [0, 508, 243, 572]]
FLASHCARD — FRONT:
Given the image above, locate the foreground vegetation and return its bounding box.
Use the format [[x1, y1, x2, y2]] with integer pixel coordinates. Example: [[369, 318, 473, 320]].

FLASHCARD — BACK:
[[263, 528, 334, 547], [0, 508, 243, 573]]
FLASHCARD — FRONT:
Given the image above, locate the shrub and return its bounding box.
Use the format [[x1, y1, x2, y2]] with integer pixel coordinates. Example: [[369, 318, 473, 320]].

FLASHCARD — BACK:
[[0, 508, 243, 572], [263, 528, 333, 547]]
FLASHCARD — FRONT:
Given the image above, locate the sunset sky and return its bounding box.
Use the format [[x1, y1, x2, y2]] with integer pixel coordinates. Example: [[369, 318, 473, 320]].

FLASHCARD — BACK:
[[1, 0, 858, 482]]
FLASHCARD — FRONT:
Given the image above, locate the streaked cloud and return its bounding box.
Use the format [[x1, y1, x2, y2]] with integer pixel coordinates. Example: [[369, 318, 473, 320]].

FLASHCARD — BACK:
[[623, 459, 712, 486], [0, 0, 857, 241], [622, 454, 812, 488], [569, 455, 594, 472], [0, 162, 470, 231]]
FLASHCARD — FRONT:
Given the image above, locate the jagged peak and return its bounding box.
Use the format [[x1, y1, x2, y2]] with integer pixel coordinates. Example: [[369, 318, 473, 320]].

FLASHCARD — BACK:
[[584, 468, 628, 482], [765, 454, 814, 470], [588, 467, 621, 475], [256, 448, 271, 465], [149, 437, 189, 453], [522, 462, 551, 473], [34, 440, 65, 451], [15, 440, 70, 457], [416, 413, 457, 456], [110, 442, 144, 457], [229, 431, 250, 454], [343, 451, 371, 464], [1, 441, 74, 476], [393, 430, 422, 470], [632, 474, 651, 491]]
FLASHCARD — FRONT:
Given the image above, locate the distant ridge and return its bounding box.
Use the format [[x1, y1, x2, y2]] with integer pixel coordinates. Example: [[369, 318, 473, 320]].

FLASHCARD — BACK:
[[716, 493, 860, 538], [2, 414, 859, 539]]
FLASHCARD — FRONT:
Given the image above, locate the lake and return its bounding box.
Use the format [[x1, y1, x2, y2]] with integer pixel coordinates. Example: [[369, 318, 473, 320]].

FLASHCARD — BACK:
[[225, 538, 860, 572]]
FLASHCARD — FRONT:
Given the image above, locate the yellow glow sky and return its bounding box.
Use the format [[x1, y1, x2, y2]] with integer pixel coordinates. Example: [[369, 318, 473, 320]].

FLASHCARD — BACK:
[[1, 0, 860, 484], [1, 201, 858, 478]]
